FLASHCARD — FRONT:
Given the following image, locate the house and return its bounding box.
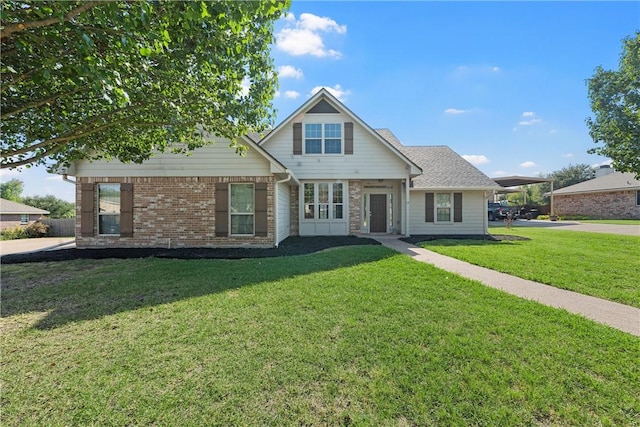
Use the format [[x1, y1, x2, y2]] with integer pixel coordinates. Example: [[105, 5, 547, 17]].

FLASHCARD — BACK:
[[59, 89, 501, 248], [0, 198, 49, 230], [553, 170, 640, 219]]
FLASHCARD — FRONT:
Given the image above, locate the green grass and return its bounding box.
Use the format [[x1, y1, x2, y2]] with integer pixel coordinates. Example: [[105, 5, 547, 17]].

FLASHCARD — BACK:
[[419, 228, 640, 308], [2, 247, 639, 426]]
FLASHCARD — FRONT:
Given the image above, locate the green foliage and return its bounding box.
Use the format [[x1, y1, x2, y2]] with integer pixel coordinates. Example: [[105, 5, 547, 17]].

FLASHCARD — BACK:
[[22, 195, 75, 218], [1, 0, 290, 169], [0, 178, 24, 201], [539, 163, 596, 196], [24, 221, 50, 238], [0, 225, 27, 240], [586, 32, 640, 178]]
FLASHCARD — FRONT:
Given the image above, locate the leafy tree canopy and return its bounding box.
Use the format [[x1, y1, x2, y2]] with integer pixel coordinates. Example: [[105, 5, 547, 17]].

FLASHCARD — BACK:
[[538, 163, 596, 197], [22, 195, 75, 218], [0, 178, 24, 201], [1, 0, 289, 169], [586, 32, 640, 178]]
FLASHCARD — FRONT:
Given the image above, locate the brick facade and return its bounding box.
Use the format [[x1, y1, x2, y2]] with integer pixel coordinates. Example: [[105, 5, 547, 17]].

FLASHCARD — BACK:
[[76, 176, 275, 248], [0, 214, 44, 230], [555, 190, 640, 219], [348, 180, 362, 235]]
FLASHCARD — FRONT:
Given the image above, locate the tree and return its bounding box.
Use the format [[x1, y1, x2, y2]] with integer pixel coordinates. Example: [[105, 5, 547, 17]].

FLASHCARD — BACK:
[[22, 195, 75, 218], [539, 163, 596, 196], [1, 0, 289, 169], [586, 32, 640, 178], [0, 178, 24, 201]]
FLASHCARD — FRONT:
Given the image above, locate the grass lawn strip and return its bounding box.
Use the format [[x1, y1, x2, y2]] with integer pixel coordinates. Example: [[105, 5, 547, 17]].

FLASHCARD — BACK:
[[2, 246, 639, 425], [418, 228, 640, 308]]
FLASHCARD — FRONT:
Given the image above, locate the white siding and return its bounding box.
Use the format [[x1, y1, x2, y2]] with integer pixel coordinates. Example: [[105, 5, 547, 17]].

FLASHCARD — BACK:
[[73, 139, 272, 177], [276, 181, 291, 244], [262, 114, 410, 180], [409, 190, 487, 235]]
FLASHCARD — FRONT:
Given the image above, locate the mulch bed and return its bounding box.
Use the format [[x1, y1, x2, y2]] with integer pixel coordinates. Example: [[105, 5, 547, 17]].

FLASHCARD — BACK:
[[0, 236, 381, 264]]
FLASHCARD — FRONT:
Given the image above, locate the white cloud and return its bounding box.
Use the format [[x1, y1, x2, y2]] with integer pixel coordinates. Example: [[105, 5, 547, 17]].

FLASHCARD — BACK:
[[520, 161, 537, 168], [561, 153, 574, 158], [45, 175, 63, 181], [278, 65, 304, 79], [517, 112, 542, 126], [462, 155, 489, 165], [284, 90, 300, 99], [0, 169, 22, 179], [274, 90, 281, 98], [522, 111, 535, 117], [276, 13, 346, 58], [550, 129, 557, 134], [491, 66, 500, 72], [444, 108, 467, 115], [310, 84, 350, 101]]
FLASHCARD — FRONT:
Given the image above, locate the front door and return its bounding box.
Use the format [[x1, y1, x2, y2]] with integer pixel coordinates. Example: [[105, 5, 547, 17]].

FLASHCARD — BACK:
[[369, 194, 387, 233]]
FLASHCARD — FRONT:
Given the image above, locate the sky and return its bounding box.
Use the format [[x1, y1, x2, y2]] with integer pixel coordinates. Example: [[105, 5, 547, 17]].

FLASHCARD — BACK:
[[3, 1, 638, 203]]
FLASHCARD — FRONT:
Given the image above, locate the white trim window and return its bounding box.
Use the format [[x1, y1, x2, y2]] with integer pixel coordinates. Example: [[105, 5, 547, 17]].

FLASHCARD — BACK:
[[636, 190, 640, 206], [304, 123, 342, 154], [436, 193, 452, 222], [98, 183, 121, 235], [230, 183, 254, 235], [304, 182, 344, 220], [20, 214, 29, 224]]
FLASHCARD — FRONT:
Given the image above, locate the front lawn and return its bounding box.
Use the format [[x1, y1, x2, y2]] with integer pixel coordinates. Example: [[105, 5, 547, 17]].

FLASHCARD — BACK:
[[418, 228, 640, 307], [2, 246, 638, 425]]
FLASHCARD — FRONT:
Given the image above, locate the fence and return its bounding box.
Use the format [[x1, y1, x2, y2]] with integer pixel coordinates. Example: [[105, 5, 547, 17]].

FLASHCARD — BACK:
[[41, 218, 75, 237]]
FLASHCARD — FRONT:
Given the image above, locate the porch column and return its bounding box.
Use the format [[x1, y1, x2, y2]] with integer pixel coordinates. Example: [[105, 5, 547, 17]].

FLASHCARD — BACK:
[[404, 178, 410, 236]]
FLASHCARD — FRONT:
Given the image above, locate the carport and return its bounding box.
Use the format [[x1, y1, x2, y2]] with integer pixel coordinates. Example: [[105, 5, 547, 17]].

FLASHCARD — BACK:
[[492, 176, 555, 216]]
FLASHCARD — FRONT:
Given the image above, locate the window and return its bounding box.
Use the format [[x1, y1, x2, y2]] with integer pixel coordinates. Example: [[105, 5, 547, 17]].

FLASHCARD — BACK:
[[436, 193, 452, 222], [303, 182, 344, 220], [98, 184, 120, 234], [230, 183, 254, 235], [20, 214, 29, 224], [304, 123, 342, 154], [637, 190, 640, 206]]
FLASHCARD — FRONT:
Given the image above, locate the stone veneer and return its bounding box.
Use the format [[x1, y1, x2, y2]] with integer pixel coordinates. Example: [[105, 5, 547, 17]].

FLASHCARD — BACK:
[[76, 176, 275, 248], [555, 190, 640, 219], [289, 185, 299, 237], [348, 180, 362, 235]]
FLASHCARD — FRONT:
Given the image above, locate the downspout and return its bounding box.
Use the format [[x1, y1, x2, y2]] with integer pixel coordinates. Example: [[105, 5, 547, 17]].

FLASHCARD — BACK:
[[274, 170, 293, 247]]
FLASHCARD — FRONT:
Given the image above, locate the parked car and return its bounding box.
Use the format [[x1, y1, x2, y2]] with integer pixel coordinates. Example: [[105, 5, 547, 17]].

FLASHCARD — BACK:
[[488, 202, 518, 221]]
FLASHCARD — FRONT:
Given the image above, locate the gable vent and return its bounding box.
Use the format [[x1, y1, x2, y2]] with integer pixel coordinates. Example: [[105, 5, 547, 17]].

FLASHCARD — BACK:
[[307, 99, 339, 114]]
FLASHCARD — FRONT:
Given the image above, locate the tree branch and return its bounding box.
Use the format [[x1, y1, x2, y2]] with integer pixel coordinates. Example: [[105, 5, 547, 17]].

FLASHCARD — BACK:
[[1, 2, 101, 40], [1, 85, 89, 119]]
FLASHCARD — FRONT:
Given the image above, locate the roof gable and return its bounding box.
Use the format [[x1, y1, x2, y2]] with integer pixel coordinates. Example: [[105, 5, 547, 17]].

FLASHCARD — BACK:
[[0, 198, 50, 215], [554, 172, 640, 194], [259, 89, 421, 175]]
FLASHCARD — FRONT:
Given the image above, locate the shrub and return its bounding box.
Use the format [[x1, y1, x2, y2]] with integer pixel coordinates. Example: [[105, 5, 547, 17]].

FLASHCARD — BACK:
[[24, 221, 50, 238], [1, 225, 27, 240]]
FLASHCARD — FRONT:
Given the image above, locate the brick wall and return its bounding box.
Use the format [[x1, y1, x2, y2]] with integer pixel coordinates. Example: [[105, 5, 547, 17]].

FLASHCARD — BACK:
[[555, 190, 640, 219], [0, 214, 43, 230], [76, 176, 275, 248], [348, 180, 362, 235]]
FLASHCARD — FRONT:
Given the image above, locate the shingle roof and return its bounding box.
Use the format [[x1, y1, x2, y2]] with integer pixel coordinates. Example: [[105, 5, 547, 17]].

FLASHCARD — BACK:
[[0, 198, 50, 215], [553, 172, 640, 195], [375, 129, 501, 190]]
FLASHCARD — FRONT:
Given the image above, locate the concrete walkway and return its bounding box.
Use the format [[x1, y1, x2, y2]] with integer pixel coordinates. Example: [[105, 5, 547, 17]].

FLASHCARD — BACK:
[[0, 237, 75, 256], [374, 236, 640, 336]]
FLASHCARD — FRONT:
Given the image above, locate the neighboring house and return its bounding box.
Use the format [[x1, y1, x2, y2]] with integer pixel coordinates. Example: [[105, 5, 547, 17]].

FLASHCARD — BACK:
[[553, 171, 640, 219], [0, 198, 49, 230], [59, 89, 501, 248]]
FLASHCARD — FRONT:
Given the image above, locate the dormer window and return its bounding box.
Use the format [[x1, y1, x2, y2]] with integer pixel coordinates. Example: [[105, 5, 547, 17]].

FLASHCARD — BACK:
[[304, 123, 342, 154]]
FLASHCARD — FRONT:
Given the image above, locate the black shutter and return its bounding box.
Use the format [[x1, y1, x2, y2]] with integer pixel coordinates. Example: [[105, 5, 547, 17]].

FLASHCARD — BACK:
[[425, 193, 434, 223], [215, 183, 229, 237], [255, 183, 268, 237], [80, 183, 94, 236], [120, 183, 134, 237], [454, 193, 463, 223], [344, 122, 353, 155], [293, 122, 302, 155]]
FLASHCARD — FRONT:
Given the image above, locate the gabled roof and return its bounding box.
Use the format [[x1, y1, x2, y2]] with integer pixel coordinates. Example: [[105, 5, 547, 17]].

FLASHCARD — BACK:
[[258, 89, 422, 176], [0, 198, 49, 215], [375, 129, 501, 190], [553, 172, 640, 195]]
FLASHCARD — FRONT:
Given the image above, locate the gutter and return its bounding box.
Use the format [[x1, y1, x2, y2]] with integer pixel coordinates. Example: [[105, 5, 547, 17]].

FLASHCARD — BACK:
[[62, 174, 76, 184], [273, 170, 294, 248]]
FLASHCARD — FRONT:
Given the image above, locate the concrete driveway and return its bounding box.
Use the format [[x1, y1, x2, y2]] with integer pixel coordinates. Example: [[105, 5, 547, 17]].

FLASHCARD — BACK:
[[0, 237, 75, 256], [490, 219, 640, 236]]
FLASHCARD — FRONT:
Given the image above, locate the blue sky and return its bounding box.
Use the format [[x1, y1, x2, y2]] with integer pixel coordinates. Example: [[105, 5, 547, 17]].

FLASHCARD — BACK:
[[4, 1, 638, 202]]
